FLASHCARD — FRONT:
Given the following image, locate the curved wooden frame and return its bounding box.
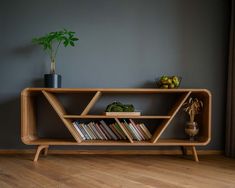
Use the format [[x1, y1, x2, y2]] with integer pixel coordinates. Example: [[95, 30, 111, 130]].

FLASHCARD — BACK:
[[21, 88, 211, 162]]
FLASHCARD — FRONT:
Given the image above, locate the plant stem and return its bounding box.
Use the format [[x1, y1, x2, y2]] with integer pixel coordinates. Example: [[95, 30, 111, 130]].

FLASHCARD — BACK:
[[54, 41, 62, 62], [190, 112, 195, 123], [48, 40, 55, 73], [50, 59, 56, 74], [49, 41, 62, 74]]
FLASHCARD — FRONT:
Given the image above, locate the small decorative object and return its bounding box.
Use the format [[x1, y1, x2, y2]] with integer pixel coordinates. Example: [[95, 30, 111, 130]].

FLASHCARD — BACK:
[[183, 97, 203, 141], [157, 75, 181, 89], [105, 102, 140, 116], [32, 29, 79, 88], [106, 102, 135, 112]]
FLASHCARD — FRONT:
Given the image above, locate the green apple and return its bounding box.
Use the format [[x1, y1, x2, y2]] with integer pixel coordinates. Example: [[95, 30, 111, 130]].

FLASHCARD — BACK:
[[161, 76, 168, 81], [162, 84, 169, 89], [172, 76, 180, 87], [169, 83, 175, 88]]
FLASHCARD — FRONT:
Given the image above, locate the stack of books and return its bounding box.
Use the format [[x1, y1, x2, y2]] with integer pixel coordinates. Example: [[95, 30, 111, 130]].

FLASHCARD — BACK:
[[73, 119, 152, 141], [73, 120, 127, 140], [122, 119, 152, 141]]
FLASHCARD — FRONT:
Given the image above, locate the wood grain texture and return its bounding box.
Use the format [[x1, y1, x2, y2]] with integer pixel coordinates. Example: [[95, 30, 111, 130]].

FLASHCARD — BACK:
[[115, 118, 134, 143], [192, 146, 199, 162], [22, 88, 212, 93], [33, 145, 49, 162], [0, 149, 223, 155], [63, 115, 171, 119], [15, 138, 212, 146], [151, 92, 192, 143], [21, 91, 38, 144], [81, 91, 102, 115], [21, 88, 211, 146], [21, 88, 211, 161], [0, 155, 234, 188], [42, 90, 82, 143]]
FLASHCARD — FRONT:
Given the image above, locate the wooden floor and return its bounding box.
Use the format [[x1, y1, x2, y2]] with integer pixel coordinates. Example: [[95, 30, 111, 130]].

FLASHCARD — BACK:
[[0, 154, 234, 188]]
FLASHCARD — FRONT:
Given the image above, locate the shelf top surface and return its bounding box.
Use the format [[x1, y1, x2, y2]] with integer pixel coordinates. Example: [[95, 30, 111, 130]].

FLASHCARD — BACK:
[[26, 138, 209, 146], [63, 115, 171, 119], [22, 88, 211, 95]]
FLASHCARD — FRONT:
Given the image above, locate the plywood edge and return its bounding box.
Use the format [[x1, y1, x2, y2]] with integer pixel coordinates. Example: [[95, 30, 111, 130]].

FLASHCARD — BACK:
[[192, 89, 212, 97], [200, 137, 211, 146], [0, 149, 223, 155], [21, 136, 38, 145], [21, 88, 212, 93], [21, 88, 31, 96], [203, 89, 212, 97]]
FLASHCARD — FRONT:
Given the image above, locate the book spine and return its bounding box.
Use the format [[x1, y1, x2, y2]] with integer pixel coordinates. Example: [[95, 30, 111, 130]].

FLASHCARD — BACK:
[[124, 120, 139, 140], [109, 124, 122, 140], [129, 120, 145, 140], [91, 122, 103, 140], [129, 119, 146, 140], [72, 122, 85, 140], [96, 123, 108, 140], [114, 123, 127, 140], [87, 123, 98, 140], [81, 124, 91, 140], [100, 120, 118, 140], [75, 122, 88, 140], [99, 122, 112, 140], [135, 124, 147, 140], [122, 122, 133, 139], [95, 123, 105, 140], [140, 123, 152, 139], [113, 123, 124, 140], [84, 124, 95, 140], [129, 123, 141, 141]]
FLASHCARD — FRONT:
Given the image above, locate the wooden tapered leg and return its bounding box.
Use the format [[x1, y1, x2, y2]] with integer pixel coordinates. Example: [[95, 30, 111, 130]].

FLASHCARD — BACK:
[[43, 147, 49, 156], [192, 146, 199, 162], [33, 145, 49, 162]]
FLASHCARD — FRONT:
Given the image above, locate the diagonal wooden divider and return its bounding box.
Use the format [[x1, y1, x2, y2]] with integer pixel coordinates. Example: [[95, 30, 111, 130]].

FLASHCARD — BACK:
[[81, 91, 102, 115], [115, 118, 134, 143], [42, 90, 82, 143], [151, 91, 191, 143]]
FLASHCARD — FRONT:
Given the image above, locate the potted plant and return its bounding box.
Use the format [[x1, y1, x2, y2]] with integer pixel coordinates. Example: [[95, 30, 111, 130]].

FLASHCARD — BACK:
[[183, 97, 203, 141], [32, 29, 79, 88]]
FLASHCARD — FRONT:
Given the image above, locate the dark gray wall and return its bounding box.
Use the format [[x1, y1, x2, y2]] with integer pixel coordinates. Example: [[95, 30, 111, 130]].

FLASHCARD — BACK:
[[0, 0, 229, 149]]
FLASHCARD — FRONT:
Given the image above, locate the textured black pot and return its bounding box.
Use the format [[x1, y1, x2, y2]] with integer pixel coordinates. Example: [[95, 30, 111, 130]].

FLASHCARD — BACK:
[[44, 74, 62, 88]]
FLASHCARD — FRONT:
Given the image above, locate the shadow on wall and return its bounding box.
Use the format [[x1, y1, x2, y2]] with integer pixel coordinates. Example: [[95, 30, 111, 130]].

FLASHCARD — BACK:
[[7, 43, 46, 87], [10, 44, 37, 57], [32, 78, 44, 87], [14, 44, 45, 87], [136, 81, 156, 88], [0, 97, 26, 149]]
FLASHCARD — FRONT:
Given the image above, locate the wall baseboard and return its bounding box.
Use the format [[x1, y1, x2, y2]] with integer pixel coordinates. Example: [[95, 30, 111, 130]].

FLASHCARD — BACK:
[[0, 149, 223, 155]]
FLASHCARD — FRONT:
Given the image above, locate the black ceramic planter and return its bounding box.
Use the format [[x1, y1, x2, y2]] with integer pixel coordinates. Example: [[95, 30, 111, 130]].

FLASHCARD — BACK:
[[44, 74, 62, 88]]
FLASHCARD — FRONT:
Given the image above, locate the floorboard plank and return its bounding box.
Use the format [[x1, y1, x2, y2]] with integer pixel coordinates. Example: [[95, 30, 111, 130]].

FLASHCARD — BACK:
[[0, 155, 234, 188]]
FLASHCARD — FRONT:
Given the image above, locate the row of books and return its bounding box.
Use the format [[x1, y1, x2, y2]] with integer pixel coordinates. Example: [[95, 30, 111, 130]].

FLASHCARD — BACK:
[[123, 119, 152, 141], [72, 119, 152, 141]]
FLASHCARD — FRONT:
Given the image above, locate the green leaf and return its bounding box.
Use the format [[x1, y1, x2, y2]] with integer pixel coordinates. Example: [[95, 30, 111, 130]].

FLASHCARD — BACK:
[[33, 29, 78, 55], [71, 37, 79, 41], [70, 41, 75, 46], [63, 40, 69, 47]]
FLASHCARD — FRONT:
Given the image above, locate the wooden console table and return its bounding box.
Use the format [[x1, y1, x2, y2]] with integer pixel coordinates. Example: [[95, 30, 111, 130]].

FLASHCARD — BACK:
[[21, 88, 211, 162]]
